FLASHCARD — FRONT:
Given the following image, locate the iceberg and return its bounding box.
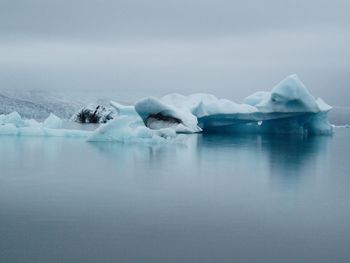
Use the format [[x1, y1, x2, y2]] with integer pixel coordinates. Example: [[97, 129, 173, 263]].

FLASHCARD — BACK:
[[134, 75, 333, 135], [0, 111, 176, 142], [241, 75, 333, 135], [0, 111, 25, 127], [0, 111, 91, 138]]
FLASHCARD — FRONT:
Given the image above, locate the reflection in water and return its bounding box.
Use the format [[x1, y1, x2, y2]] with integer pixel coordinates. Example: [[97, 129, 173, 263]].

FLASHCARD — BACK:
[[88, 133, 331, 188], [1, 132, 348, 263], [197, 134, 331, 187], [88, 136, 196, 171], [262, 135, 331, 186]]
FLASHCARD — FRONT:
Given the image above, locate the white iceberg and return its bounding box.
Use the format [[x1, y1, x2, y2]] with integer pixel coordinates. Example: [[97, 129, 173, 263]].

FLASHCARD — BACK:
[[0, 111, 91, 138], [0, 111, 25, 127]]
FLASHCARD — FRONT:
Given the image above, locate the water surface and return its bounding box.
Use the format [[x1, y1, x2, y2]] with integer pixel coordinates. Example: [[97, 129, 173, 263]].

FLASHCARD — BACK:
[[0, 129, 350, 263]]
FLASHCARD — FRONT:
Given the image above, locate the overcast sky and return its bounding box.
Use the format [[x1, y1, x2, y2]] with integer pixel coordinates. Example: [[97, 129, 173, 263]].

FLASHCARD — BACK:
[[0, 0, 349, 104]]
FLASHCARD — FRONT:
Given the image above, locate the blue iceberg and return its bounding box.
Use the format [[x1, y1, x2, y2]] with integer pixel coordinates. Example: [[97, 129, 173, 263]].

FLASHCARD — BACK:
[[134, 75, 333, 135]]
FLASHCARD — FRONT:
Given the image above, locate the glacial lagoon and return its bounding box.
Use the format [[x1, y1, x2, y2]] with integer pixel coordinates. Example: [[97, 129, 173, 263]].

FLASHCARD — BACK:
[[0, 128, 349, 263]]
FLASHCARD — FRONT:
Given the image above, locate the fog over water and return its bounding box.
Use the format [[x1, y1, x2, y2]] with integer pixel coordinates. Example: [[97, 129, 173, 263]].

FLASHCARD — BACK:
[[0, 0, 349, 105]]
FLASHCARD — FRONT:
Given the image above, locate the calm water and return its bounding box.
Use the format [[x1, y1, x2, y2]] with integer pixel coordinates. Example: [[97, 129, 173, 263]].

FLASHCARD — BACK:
[[0, 129, 350, 263]]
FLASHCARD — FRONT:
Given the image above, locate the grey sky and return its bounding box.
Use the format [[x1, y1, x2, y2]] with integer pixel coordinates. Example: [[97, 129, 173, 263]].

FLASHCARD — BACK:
[[0, 0, 349, 104]]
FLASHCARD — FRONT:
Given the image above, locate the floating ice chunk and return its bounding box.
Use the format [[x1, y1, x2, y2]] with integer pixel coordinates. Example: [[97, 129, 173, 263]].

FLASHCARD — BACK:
[[0, 124, 18, 135], [134, 75, 333, 135], [135, 97, 201, 133], [87, 116, 177, 143], [0, 112, 91, 137], [43, 113, 63, 129], [0, 112, 42, 127], [0, 111, 24, 127]]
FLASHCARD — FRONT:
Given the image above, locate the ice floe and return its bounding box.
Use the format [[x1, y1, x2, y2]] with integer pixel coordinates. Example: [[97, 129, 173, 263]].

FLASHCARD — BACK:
[[0, 112, 91, 138]]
